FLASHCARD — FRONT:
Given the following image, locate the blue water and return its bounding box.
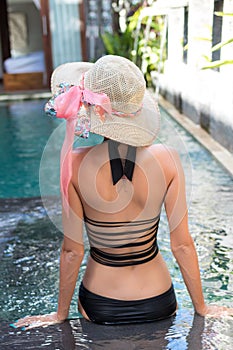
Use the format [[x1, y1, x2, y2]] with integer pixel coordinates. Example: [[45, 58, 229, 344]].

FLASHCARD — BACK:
[[0, 100, 232, 349], [0, 100, 61, 198]]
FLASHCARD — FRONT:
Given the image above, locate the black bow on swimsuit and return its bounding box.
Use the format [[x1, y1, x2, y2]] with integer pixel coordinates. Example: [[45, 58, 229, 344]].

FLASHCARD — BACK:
[[108, 140, 136, 185]]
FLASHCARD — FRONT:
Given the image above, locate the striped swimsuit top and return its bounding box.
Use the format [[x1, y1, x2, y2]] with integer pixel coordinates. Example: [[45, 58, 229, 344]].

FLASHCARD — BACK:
[[84, 140, 160, 267]]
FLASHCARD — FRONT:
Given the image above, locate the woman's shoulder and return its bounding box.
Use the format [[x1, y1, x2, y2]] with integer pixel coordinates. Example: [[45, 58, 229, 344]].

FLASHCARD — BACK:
[[72, 142, 107, 162], [72, 145, 94, 157], [147, 144, 180, 159], [146, 144, 182, 172], [71, 142, 107, 175], [70, 146, 94, 185], [71, 146, 94, 170]]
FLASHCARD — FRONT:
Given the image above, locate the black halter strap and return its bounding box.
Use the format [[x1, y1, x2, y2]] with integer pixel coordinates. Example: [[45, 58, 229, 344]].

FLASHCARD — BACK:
[[108, 140, 136, 185]]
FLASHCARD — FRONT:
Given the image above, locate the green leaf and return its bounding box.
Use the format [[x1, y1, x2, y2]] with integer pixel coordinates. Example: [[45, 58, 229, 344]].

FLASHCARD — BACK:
[[202, 54, 211, 62], [194, 36, 212, 42], [101, 30, 133, 58], [101, 32, 116, 55], [212, 38, 233, 52], [201, 60, 233, 69], [214, 12, 233, 17], [127, 8, 142, 32]]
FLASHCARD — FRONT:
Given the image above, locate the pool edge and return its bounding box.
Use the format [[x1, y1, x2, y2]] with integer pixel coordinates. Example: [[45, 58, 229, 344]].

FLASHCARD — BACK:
[[159, 96, 233, 177], [0, 90, 51, 101]]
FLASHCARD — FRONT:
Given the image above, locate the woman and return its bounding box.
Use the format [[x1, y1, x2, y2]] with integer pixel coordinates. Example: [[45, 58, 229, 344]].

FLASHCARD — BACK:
[[14, 55, 233, 329]]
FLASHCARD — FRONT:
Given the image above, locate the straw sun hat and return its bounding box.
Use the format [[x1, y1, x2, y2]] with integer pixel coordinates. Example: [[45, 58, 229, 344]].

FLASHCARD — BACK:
[[49, 54, 160, 147], [45, 55, 160, 213]]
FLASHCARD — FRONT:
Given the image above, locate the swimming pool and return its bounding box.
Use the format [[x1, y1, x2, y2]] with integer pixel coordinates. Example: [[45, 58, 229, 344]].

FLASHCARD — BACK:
[[0, 99, 232, 349]]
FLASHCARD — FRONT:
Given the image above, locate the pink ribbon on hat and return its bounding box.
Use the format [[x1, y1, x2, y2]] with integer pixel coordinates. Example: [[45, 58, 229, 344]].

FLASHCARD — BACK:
[[54, 85, 112, 214]]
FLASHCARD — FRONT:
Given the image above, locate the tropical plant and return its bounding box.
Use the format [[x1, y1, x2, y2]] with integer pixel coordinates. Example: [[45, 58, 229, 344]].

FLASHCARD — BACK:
[[201, 12, 233, 70], [101, 10, 139, 59], [134, 14, 166, 86], [101, 3, 166, 86]]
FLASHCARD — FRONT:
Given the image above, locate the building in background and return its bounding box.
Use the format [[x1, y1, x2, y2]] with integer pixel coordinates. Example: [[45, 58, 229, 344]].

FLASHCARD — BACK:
[[148, 0, 233, 153], [0, 0, 114, 91]]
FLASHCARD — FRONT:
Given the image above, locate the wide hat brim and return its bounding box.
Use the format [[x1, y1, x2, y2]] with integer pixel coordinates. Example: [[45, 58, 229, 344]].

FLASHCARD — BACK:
[[51, 61, 160, 147]]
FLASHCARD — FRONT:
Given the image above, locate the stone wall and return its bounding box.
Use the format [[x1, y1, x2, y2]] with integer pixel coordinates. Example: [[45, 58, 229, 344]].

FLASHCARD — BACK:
[[154, 0, 233, 153]]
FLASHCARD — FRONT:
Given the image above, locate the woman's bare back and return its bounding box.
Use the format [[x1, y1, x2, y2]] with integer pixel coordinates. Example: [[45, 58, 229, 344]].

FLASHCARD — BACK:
[[71, 141, 177, 300]]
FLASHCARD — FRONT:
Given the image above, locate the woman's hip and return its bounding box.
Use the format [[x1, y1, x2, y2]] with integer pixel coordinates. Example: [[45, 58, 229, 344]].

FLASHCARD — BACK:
[[78, 282, 177, 325]]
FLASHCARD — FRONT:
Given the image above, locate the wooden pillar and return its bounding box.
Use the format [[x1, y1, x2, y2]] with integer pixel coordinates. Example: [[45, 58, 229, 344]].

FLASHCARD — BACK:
[[79, 0, 87, 61], [0, 0, 11, 68], [40, 0, 53, 87]]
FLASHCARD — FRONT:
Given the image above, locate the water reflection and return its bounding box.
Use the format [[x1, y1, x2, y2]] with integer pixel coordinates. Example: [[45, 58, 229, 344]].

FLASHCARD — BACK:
[[3, 312, 232, 350], [72, 316, 177, 349]]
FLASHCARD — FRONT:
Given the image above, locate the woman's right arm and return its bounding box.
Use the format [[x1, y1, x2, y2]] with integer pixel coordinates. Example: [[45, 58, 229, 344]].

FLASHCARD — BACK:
[[164, 149, 207, 315], [164, 149, 233, 317], [168, 214, 208, 315]]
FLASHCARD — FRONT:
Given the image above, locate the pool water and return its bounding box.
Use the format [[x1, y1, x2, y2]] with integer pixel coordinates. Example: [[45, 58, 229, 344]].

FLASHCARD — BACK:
[[0, 100, 232, 349], [0, 100, 62, 198]]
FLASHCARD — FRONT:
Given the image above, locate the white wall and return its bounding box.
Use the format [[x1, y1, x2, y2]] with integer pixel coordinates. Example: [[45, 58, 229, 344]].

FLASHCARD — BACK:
[[156, 0, 233, 153]]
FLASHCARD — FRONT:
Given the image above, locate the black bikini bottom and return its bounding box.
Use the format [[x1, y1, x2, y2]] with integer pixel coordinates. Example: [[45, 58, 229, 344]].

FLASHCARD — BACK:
[[79, 282, 177, 325]]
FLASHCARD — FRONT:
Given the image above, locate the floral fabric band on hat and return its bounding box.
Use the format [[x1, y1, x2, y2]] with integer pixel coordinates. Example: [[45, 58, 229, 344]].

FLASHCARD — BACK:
[[45, 82, 71, 118], [112, 106, 142, 118], [45, 81, 111, 138]]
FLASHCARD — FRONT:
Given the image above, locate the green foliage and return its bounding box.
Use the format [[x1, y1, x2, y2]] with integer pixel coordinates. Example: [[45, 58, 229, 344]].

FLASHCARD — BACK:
[[101, 6, 140, 59], [201, 12, 233, 70], [202, 60, 233, 70], [101, 31, 133, 57], [211, 38, 233, 52], [101, 6, 166, 86], [214, 12, 233, 17]]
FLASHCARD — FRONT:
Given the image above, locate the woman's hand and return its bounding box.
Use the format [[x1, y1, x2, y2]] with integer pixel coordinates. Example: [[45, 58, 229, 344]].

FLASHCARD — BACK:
[[196, 305, 233, 318], [11, 312, 64, 330]]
